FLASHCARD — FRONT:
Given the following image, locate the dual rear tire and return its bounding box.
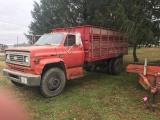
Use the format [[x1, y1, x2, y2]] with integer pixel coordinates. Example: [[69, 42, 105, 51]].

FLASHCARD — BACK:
[[107, 57, 123, 75], [85, 56, 123, 75], [85, 63, 97, 72]]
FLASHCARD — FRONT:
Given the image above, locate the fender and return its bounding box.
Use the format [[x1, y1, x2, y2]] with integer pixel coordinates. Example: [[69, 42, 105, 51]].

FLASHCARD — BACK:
[[34, 58, 67, 75]]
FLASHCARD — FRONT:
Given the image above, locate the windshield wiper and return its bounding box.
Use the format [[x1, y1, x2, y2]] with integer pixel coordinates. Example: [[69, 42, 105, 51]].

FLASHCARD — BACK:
[[34, 44, 40, 46], [44, 43, 51, 45]]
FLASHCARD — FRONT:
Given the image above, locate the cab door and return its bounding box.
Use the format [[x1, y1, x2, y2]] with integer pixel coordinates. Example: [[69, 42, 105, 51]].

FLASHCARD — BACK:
[[63, 34, 84, 69]]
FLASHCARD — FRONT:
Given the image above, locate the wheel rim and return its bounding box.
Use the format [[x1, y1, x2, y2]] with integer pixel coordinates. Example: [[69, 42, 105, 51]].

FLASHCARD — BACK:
[[47, 74, 61, 91]]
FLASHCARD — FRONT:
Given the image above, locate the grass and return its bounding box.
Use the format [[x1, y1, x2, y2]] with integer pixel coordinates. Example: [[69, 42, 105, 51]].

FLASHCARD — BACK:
[[0, 57, 5, 61], [0, 47, 160, 120], [124, 47, 160, 63]]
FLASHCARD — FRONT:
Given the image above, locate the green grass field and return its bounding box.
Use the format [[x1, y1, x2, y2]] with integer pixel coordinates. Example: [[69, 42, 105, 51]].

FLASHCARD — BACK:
[[124, 47, 160, 64], [0, 48, 160, 120], [0, 57, 4, 61]]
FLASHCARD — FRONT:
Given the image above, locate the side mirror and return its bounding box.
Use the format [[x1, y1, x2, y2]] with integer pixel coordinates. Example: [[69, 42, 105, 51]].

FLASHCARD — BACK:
[[75, 33, 82, 46]]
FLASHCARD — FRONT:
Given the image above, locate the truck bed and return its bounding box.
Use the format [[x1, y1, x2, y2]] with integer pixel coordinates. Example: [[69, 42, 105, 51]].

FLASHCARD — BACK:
[[52, 25, 128, 62]]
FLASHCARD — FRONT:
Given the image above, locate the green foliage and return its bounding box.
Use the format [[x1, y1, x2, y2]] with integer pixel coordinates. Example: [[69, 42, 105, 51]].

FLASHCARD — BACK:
[[92, 0, 160, 45], [27, 0, 160, 49]]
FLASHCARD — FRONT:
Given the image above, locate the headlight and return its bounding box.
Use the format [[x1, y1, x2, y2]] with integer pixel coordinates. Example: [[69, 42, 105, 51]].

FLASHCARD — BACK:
[[24, 56, 29, 63], [6, 54, 10, 60]]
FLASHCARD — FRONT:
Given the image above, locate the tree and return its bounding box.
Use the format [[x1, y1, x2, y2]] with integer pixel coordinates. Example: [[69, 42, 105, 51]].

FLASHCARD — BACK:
[[27, 0, 109, 43], [28, 0, 160, 62], [26, 0, 70, 44], [91, 0, 160, 61], [122, 0, 160, 62]]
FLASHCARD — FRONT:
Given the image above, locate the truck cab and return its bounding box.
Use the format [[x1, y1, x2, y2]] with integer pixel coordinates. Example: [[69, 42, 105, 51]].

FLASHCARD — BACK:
[[3, 32, 84, 97]]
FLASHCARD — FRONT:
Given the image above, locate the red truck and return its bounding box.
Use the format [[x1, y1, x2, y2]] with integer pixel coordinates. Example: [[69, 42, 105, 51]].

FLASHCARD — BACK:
[[3, 25, 128, 97]]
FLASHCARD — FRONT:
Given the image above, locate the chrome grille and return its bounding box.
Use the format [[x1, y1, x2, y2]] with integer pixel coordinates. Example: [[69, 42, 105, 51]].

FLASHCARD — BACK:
[[10, 54, 24, 62], [6, 51, 30, 66]]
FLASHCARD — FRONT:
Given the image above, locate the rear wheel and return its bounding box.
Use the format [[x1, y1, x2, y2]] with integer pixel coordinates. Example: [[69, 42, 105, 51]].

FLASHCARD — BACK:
[[111, 57, 123, 75], [11, 80, 25, 87], [40, 68, 66, 97], [106, 59, 114, 75], [85, 63, 97, 72]]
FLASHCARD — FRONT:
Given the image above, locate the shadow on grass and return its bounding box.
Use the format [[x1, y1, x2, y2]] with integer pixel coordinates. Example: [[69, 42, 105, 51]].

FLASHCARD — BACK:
[[9, 68, 143, 101], [65, 69, 143, 94]]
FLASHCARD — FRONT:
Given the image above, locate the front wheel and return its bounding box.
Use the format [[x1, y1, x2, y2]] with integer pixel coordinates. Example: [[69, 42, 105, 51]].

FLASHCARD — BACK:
[[40, 68, 66, 97]]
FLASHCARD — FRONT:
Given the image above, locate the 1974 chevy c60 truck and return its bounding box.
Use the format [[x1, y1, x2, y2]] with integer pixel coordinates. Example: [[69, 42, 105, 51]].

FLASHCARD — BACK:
[[3, 25, 128, 97]]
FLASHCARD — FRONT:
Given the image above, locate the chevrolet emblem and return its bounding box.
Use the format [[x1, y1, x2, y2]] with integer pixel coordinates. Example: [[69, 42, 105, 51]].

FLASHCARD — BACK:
[[14, 56, 17, 60]]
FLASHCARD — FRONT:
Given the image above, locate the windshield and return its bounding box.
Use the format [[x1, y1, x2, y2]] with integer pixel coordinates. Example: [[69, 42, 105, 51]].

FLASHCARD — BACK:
[[34, 33, 64, 46]]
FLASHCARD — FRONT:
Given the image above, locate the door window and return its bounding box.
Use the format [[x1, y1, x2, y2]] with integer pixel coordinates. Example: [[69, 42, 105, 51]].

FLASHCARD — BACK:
[[64, 35, 75, 46]]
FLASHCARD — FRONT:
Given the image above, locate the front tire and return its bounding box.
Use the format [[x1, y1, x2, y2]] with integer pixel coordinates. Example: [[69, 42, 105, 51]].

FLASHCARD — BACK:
[[40, 68, 66, 97]]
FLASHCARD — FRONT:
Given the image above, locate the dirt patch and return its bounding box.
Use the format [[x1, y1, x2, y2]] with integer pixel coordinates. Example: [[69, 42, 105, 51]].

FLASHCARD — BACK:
[[57, 106, 101, 120], [0, 61, 5, 68], [0, 76, 4, 79], [80, 82, 101, 92]]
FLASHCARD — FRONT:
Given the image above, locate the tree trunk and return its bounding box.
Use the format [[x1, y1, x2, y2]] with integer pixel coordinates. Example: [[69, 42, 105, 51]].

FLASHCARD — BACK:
[[133, 43, 139, 62], [158, 33, 160, 46]]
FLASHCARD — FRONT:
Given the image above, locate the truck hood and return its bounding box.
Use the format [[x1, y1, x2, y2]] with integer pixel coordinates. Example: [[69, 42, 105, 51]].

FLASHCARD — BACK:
[[6, 46, 60, 57]]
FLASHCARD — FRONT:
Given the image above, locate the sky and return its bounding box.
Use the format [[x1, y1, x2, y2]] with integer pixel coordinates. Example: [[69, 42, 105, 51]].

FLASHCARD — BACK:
[[0, 0, 40, 45]]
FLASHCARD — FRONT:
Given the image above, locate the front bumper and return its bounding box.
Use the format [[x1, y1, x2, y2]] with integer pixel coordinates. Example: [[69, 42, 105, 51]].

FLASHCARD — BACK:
[[3, 69, 41, 86]]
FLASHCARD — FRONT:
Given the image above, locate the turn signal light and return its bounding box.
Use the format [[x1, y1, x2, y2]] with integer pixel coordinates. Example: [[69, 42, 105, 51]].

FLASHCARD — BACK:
[[34, 58, 40, 64]]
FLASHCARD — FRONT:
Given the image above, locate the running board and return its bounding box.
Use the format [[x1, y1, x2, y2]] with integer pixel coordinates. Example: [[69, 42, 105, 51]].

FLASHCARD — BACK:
[[66, 67, 85, 80]]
